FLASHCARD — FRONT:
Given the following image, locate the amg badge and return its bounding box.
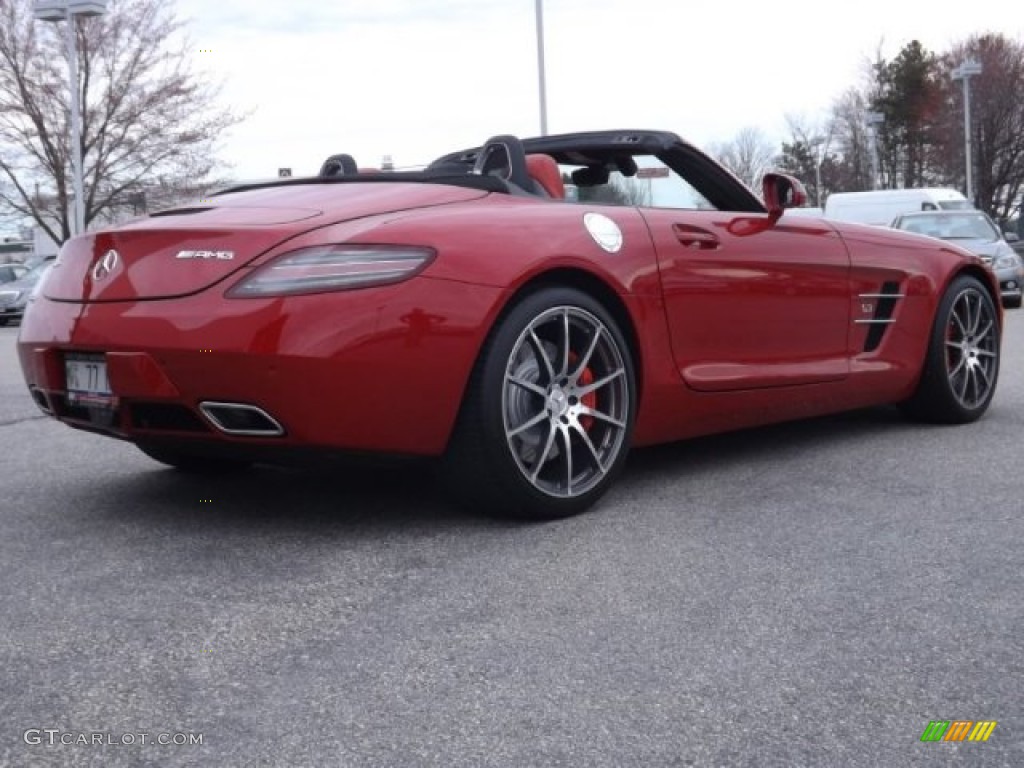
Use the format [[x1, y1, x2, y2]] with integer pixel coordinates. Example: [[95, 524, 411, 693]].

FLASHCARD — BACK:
[[175, 250, 235, 260]]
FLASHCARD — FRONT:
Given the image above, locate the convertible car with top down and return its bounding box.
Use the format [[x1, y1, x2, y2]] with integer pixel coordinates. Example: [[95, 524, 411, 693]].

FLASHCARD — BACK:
[[17, 130, 1002, 518]]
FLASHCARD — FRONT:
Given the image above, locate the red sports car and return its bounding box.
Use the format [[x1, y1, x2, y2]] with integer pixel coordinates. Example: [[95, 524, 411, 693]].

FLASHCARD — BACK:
[[17, 131, 1002, 518]]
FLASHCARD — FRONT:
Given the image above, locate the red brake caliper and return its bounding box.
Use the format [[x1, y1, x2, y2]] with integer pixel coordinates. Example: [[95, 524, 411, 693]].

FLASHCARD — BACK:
[[569, 352, 597, 431], [946, 315, 957, 368]]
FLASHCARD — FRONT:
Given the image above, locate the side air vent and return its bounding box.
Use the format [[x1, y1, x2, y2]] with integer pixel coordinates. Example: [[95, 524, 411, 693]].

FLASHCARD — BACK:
[[857, 281, 904, 352]]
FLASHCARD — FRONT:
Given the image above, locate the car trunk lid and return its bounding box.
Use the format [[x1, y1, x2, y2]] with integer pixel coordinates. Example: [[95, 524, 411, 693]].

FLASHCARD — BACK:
[[44, 182, 487, 302]]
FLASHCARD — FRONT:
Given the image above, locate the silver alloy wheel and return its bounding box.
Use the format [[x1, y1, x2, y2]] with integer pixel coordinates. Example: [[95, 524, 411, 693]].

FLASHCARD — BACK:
[[944, 286, 998, 409], [501, 305, 630, 498]]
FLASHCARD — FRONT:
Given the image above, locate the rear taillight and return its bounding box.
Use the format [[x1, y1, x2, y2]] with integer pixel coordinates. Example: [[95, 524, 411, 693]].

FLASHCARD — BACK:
[[227, 244, 435, 297]]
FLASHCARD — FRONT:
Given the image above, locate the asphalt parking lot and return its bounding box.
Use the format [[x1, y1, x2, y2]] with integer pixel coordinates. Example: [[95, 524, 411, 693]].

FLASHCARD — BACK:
[[1, 312, 1022, 767]]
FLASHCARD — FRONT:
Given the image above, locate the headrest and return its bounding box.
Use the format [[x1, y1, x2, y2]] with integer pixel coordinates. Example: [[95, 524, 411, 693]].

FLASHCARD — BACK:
[[319, 154, 359, 177], [526, 154, 565, 199]]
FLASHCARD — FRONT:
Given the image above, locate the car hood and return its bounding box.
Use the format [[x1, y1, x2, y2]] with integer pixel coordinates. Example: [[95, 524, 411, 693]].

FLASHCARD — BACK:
[[44, 182, 488, 302], [940, 239, 1003, 260], [827, 220, 985, 258]]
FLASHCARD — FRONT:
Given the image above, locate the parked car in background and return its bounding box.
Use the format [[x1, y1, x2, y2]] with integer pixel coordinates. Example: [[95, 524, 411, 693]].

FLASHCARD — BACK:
[[0, 259, 54, 325], [23, 254, 56, 270], [824, 188, 972, 226], [0, 263, 28, 284], [891, 210, 1023, 308], [1010, 220, 1024, 257]]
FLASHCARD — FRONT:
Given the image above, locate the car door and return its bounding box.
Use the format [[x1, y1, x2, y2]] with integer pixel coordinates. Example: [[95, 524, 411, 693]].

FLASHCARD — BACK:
[[636, 163, 851, 392]]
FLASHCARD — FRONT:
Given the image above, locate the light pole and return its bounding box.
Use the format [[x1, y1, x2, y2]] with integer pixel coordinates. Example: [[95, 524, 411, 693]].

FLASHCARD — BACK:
[[33, 0, 107, 237], [865, 111, 884, 190], [535, 0, 548, 135], [951, 59, 983, 205]]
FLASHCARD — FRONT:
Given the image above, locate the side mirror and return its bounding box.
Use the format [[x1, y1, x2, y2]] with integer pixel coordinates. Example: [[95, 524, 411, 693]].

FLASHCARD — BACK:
[[1004, 231, 1019, 243], [762, 173, 808, 220]]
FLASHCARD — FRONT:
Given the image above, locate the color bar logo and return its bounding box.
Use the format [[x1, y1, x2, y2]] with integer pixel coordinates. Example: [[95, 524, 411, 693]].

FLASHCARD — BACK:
[[920, 720, 997, 742]]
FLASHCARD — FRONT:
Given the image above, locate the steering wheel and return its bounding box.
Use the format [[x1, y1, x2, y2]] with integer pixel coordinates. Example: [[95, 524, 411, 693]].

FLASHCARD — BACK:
[[471, 135, 531, 192], [319, 154, 359, 178]]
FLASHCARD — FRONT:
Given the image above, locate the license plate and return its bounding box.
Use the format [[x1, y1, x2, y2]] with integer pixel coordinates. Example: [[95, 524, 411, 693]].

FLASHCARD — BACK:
[[65, 354, 115, 406]]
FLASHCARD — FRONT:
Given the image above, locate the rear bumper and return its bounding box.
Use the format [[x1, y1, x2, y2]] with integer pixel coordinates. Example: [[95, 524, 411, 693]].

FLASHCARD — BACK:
[[18, 277, 501, 456]]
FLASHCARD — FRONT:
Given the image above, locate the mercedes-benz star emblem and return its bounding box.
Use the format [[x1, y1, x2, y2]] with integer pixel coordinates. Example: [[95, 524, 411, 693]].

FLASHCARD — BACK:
[[92, 249, 120, 281]]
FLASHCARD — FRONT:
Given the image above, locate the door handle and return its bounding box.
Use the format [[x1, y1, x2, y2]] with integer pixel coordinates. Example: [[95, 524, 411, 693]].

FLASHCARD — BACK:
[[672, 224, 720, 250]]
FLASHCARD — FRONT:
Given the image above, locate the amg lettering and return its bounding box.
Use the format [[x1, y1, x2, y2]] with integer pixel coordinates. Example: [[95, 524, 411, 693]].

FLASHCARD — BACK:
[[175, 250, 234, 260]]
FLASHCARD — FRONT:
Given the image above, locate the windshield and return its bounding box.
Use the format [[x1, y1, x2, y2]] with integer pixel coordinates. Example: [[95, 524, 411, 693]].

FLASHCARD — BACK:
[[558, 155, 714, 210], [895, 212, 999, 242]]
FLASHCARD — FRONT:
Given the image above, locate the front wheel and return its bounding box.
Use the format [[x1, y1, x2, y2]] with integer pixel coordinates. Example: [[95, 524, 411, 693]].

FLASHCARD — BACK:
[[446, 287, 637, 519], [902, 274, 1000, 424]]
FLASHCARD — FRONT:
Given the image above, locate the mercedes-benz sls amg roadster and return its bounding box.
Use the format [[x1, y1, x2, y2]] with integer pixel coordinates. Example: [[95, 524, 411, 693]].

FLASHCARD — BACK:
[[18, 131, 1002, 519]]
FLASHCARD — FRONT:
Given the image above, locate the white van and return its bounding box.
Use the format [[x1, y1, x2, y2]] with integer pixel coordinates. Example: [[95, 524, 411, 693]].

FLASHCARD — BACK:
[[823, 188, 972, 226], [783, 206, 825, 218]]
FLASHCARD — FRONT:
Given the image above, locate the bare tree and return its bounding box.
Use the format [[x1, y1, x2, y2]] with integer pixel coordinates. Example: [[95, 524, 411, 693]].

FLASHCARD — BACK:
[[0, 0, 243, 245], [934, 34, 1024, 221], [710, 127, 777, 189], [775, 116, 815, 196], [827, 90, 876, 192], [572, 173, 651, 206], [773, 112, 876, 205], [610, 176, 651, 206]]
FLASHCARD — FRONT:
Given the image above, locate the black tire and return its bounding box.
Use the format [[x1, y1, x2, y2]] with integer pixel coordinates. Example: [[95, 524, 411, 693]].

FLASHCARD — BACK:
[[1003, 295, 1022, 310], [902, 274, 1000, 424], [137, 444, 253, 474], [445, 286, 637, 520], [0, 318, 9, 327]]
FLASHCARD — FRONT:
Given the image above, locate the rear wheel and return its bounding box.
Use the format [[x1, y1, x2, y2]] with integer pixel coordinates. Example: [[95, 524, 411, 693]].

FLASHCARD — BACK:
[[137, 444, 252, 474], [446, 287, 636, 519], [902, 275, 1000, 423]]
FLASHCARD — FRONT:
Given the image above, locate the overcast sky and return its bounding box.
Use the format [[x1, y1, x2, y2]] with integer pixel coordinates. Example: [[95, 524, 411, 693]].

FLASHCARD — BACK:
[[173, 0, 1022, 181]]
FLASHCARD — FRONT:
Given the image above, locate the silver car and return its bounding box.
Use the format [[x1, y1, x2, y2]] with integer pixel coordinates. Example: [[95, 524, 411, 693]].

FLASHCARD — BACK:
[[0, 260, 54, 326], [891, 210, 1023, 309], [0, 263, 28, 285]]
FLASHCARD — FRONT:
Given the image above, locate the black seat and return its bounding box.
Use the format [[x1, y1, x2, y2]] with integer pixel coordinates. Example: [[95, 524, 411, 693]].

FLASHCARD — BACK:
[[319, 154, 359, 177]]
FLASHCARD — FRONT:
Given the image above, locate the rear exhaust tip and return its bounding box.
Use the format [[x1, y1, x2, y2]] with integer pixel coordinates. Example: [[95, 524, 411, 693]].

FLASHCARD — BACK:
[[30, 387, 53, 415], [198, 401, 285, 437]]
